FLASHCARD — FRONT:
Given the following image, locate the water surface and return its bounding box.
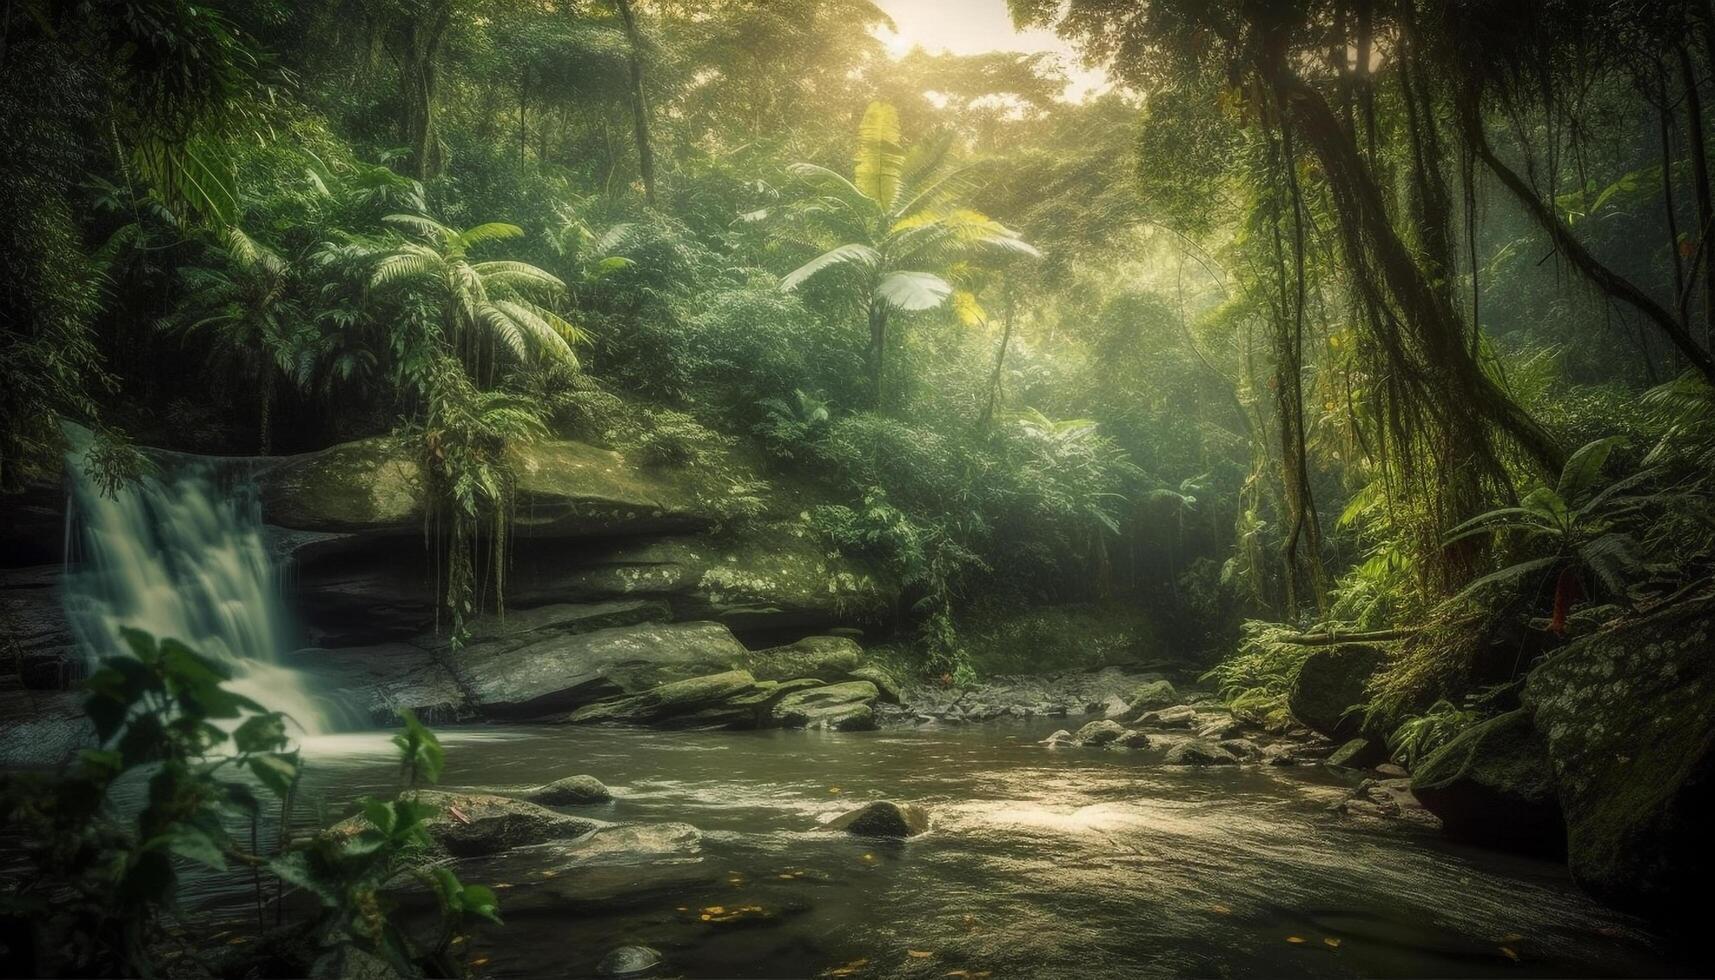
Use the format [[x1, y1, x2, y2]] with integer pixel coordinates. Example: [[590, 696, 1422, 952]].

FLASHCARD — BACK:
[[243, 720, 1694, 979]]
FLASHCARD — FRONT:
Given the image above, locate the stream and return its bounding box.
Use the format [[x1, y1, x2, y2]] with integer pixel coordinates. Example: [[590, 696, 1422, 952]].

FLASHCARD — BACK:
[[199, 719, 1697, 979]]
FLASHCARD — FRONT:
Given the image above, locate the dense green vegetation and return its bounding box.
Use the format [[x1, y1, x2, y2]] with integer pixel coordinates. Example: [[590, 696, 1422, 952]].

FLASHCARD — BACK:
[[4, 0, 1714, 777]]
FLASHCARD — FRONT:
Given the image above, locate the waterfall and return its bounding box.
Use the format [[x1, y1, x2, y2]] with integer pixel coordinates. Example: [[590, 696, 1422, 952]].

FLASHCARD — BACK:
[[63, 450, 334, 735]]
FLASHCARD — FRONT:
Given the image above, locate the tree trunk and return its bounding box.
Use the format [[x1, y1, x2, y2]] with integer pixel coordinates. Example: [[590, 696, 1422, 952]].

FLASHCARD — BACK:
[[401, 6, 450, 180], [1657, 74, 1687, 330], [613, 0, 657, 206], [1463, 97, 1715, 384], [1678, 43, 1715, 351], [868, 303, 888, 410], [1273, 70, 1566, 478], [978, 288, 1014, 430]]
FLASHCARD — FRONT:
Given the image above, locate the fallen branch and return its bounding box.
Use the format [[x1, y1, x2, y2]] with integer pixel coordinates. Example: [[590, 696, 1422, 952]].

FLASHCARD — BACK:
[[1271, 628, 1417, 646]]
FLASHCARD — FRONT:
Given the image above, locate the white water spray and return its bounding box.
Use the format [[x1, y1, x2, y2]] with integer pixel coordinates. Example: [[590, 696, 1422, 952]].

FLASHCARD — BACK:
[[63, 452, 333, 735]]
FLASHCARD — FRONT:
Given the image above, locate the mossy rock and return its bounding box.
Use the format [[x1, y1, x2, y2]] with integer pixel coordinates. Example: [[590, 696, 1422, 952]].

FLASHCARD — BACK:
[[260, 438, 422, 532], [770, 681, 879, 730], [566, 670, 760, 725], [528, 774, 613, 806], [1411, 709, 1562, 856], [1522, 596, 1715, 924], [745, 635, 862, 682], [1288, 643, 1389, 740]]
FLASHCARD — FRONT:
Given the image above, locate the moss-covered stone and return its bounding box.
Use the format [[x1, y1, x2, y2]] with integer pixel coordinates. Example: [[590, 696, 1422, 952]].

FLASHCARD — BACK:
[[1288, 643, 1389, 740], [1522, 596, 1715, 924], [260, 438, 422, 532], [745, 635, 862, 682], [827, 800, 930, 838], [770, 681, 880, 730], [1411, 709, 1562, 855], [564, 670, 759, 725]]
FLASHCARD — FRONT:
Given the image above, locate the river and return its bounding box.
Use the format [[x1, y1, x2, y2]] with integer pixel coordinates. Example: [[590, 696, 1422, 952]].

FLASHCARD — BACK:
[[198, 718, 1699, 979]]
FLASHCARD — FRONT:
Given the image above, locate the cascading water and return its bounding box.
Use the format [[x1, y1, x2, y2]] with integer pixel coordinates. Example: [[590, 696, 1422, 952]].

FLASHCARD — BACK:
[[63, 449, 334, 735]]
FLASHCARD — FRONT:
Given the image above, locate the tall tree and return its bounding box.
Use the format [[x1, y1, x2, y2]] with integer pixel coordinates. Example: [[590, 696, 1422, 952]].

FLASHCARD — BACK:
[[613, 0, 658, 205]]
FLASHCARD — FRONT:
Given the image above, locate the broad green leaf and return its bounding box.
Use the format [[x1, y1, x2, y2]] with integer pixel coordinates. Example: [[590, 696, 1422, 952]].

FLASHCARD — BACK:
[[1519, 487, 1570, 529], [249, 752, 299, 797], [159, 827, 228, 871], [876, 271, 953, 311], [853, 101, 904, 209], [233, 712, 288, 754], [1556, 436, 1625, 504]]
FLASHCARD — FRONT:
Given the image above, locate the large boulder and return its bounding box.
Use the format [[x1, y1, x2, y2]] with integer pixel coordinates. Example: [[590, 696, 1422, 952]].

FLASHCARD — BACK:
[[770, 681, 879, 730], [453, 621, 748, 719], [1411, 709, 1562, 855], [745, 635, 862, 682], [1121, 680, 1179, 716], [1288, 643, 1390, 740], [396, 790, 604, 858], [565, 670, 760, 726], [1522, 597, 1715, 924], [827, 800, 930, 838], [258, 437, 711, 537]]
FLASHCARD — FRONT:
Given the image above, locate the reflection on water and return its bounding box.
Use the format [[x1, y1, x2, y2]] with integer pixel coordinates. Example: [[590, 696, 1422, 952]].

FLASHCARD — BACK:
[[209, 721, 1695, 979]]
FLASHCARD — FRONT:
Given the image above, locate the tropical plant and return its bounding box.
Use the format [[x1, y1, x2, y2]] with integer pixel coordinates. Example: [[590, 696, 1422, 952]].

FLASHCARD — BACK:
[[170, 227, 307, 453], [370, 214, 586, 378], [1444, 437, 1675, 630], [1387, 699, 1479, 769], [0, 629, 501, 977], [771, 101, 1038, 408]]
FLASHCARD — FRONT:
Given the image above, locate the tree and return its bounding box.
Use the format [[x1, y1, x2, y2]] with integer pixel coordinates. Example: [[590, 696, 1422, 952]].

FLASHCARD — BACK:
[[612, 0, 658, 205], [172, 228, 306, 454], [774, 101, 1038, 409], [370, 215, 586, 382]]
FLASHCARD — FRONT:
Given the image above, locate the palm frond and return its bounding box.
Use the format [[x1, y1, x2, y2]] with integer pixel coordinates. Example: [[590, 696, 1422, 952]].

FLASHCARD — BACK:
[[853, 101, 905, 210], [781, 243, 881, 291]]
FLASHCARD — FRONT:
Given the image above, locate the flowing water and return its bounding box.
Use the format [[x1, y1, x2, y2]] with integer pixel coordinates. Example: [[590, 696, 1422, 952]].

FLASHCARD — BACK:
[[220, 721, 1696, 979], [62, 451, 334, 734]]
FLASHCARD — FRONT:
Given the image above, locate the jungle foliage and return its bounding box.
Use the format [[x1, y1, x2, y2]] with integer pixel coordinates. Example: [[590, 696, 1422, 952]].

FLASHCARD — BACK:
[[2, 0, 1713, 707]]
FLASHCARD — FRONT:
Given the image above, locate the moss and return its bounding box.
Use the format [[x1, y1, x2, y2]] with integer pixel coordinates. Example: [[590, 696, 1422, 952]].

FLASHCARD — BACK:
[[260, 438, 422, 531]]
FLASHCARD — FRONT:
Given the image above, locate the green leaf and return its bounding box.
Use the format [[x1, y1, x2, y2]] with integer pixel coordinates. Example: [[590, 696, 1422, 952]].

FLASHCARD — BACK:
[[854, 101, 904, 209], [1556, 436, 1625, 504], [160, 827, 228, 871], [460, 884, 502, 924], [361, 797, 397, 835], [876, 271, 953, 311], [268, 851, 340, 906], [233, 712, 289, 754], [249, 752, 299, 797], [392, 709, 445, 785], [1519, 487, 1570, 529], [1452, 555, 1564, 604]]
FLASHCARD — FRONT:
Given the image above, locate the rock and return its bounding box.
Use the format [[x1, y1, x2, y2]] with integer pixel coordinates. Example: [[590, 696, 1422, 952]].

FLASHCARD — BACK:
[[527, 774, 612, 806], [1164, 739, 1240, 766], [0, 566, 79, 690], [0, 691, 93, 767], [1327, 737, 1385, 769], [746, 635, 862, 682], [396, 790, 604, 858], [1522, 596, 1715, 924], [1123, 679, 1179, 713], [455, 621, 748, 719], [827, 800, 930, 838], [1135, 705, 1198, 728], [848, 665, 903, 704], [1039, 728, 1074, 746], [596, 945, 664, 977], [1219, 738, 1261, 760], [258, 437, 711, 537], [1197, 717, 1246, 740], [1112, 729, 1153, 749], [1072, 719, 1128, 746], [1288, 643, 1390, 740], [1410, 709, 1561, 855], [293, 643, 470, 726], [567, 670, 760, 726], [1375, 762, 1409, 778], [311, 944, 402, 980], [1261, 743, 1302, 766], [770, 681, 880, 730], [1098, 694, 1130, 719]]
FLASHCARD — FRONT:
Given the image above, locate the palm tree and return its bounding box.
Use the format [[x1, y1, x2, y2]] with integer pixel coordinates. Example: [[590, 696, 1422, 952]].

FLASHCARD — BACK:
[[172, 227, 304, 454], [370, 214, 586, 381], [773, 101, 1038, 409]]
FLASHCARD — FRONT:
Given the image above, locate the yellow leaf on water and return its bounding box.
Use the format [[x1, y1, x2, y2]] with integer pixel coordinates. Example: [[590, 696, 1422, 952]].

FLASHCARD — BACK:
[[1285, 936, 1306, 944], [470, 956, 490, 968], [1323, 938, 1342, 949], [829, 787, 842, 794], [779, 874, 796, 879], [1500, 946, 1520, 962], [227, 937, 249, 946], [908, 950, 933, 958], [1210, 904, 1232, 915], [1500, 932, 1524, 943], [676, 906, 688, 911]]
